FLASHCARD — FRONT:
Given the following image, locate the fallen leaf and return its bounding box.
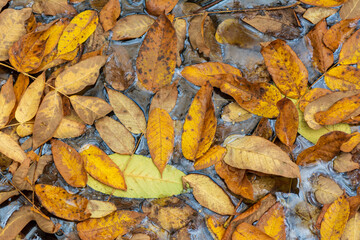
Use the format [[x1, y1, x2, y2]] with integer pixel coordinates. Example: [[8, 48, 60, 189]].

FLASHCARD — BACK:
[[275, 98, 299, 147], [256, 202, 286, 240], [99, 0, 120, 31], [253, 118, 273, 140], [16, 123, 34, 137], [261, 39, 308, 99], [77, 210, 145, 240], [194, 145, 226, 170], [320, 195, 349, 240], [53, 114, 86, 138], [224, 135, 300, 178], [149, 80, 178, 113], [107, 88, 146, 134], [0, 0, 9, 10], [341, 212, 360, 240], [87, 154, 185, 198], [95, 116, 134, 154], [32, 0, 76, 15], [298, 88, 332, 112], [51, 139, 87, 187], [339, 0, 360, 19], [221, 102, 253, 123], [341, 132, 360, 152], [181, 62, 243, 88], [33, 91, 63, 149], [15, 73, 45, 123], [303, 7, 337, 24], [339, 29, 360, 65], [0, 76, 15, 128], [182, 173, 235, 215], [55, 55, 107, 95], [323, 18, 359, 52], [85, 200, 117, 219], [0, 132, 26, 163], [182, 82, 216, 160], [314, 175, 343, 205], [0, 8, 32, 61], [57, 10, 99, 55], [305, 19, 333, 73], [299, 0, 347, 7], [80, 144, 126, 190], [296, 131, 350, 165], [174, 18, 186, 66], [70, 95, 113, 125], [232, 222, 273, 239], [333, 152, 359, 172], [146, 0, 178, 16], [0, 190, 19, 205], [136, 13, 177, 92], [325, 66, 360, 91], [206, 216, 226, 240], [111, 14, 154, 41]]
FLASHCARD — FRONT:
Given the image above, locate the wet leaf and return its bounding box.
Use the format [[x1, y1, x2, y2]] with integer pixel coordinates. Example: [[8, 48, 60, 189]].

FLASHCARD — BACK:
[[320, 195, 349, 240], [296, 131, 350, 165], [341, 132, 360, 152], [275, 98, 299, 147], [194, 145, 226, 170], [303, 7, 337, 24], [221, 102, 253, 123], [55, 56, 107, 95], [80, 144, 126, 190], [232, 222, 273, 239], [298, 88, 332, 112], [16, 123, 34, 137], [51, 139, 87, 187], [323, 18, 359, 52], [261, 39, 308, 99], [206, 216, 226, 240], [339, 29, 360, 65], [53, 115, 86, 138], [111, 14, 154, 41], [0, 190, 19, 205], [15, 73, 45, 123], [181, 62, 243, 88], [253, 118, 273, 140], [0, 131, 26, 163], [314, 175, 343, 205], [224, 135, 300, 178], [77, 210, 145, 240], [256, 202, 286, 240], [70, 95, 113, 125], [32, 0, 76, 15], [33, 91, 63, 149], [341, 212, 360, 240], [333, 152, 359, 172], [85, 200, 117, 219], [305, 19, 333, 73], [174, 18, 186, 66], [95, 116, 135, 155], [0, 76, 15, 128], [146, 0, 178, 16], [339, 0, 360, 19], [182, 174, 235, 215], [325, 66, 360, 91], [107, 88, 146, 134], [182, 82, 216, 160], [147, 108, 174, 175], [99, 0, 120, 31], [35, 184, 90, 221], [136, 13, 177, 92], [57, 10, 98, 55], [299, 0, 346, 7], [87, 154, 185, 198], [0, 8, 32, 61], [149, 80, 178, 113]]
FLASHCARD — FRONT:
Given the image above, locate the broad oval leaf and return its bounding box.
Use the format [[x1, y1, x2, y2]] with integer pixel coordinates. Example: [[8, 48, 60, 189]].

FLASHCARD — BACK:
[[145, 0, 178, 16], [32, 0, 76, 15], [0, 131, 27, 163], [275, 98, 299, 147], [232, 222, 274, 239], [224, 135, 300, 178], [85, 200, 117, 219], [341, 212, 360, 240], [314, 176, 343, 205], [325, 66, 360, 91], [87, 154, 185, 198], [111, 14, 154, 41], [0, 76, 15, 127], [256, 202, 286, 240], [299, 0, 347, 7], [339, 29, 360, 65], [149, 80, 178, 113], [53, 115, 86, 139], [99, 0, 120, 32]]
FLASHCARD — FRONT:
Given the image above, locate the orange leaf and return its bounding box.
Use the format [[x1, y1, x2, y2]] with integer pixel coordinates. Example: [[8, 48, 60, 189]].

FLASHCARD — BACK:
[[296, 131, 350, 165], [35, 184, 90, 221], [194, 145, 226, 170], [0, 76, 15, 127], [232, 222, 274, 239], [77, 210, 145, 240], [256, 202, 286, 240], [99, 0, 120, 31], [147, 108, 174, 175], [51, 139, 87, 187], [145, 0, 178, 16], [320, 195, 350, 240], [136, 13, 177, 92], [181, 82, 215, 160], [261, 39, 308, 99], [80, 144, 126, 190], [339, 29, 360, 65], [275, 98, 299, 147], [325, 66, 360, 91], [298, 88, 332, 112], [340, 132, 360, 152], [299, 0, 347, 7]]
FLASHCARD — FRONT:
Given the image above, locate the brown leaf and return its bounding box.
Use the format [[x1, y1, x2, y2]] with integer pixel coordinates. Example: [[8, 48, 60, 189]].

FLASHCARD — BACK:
[[296, 131, 350, 165], [256, 202, 286, 240], [339, 0, 360, 19], [149, 80, 178, 113], [299, 0, 346, 7], [0, 131, 27, 164], [0, 76, 15, 128], [174, 18, 186, 66], [53, 114, 86, 139], [325, 66, 360, 91], [111, 14, 154, 41], [314, 175, 343, 205], [333, 152, 359, 172], [298, 88, 332, 112], [303, 7, 337, 24], [136, 13, 177, 92], [341, 212, 360, 240], [221, 102, 253, 123], [32, 0, 76, 16], [275, 98, 299, 147], [85, 200, 117, 219], [253, 118, 273, 140], [99, 0, 120, 31], [339, 29, 360, 65], [0, 190, 19, 205], [146, 0, 178, 16], [194, 145, 226, 170]]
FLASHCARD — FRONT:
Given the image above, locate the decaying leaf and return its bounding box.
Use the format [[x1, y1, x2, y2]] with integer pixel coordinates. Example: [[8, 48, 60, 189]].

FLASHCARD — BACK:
[[206, 216, 226, 240], [99, 0, 120, 31], [149, 80, 178, 113], [232, 222, 273, 239], [182, 174, 236, 215], [224, 135, 300, 178], [0, 131, 27, 164], [136, 13, 177, 92], [85, 200, 117, 219], [339, 0, 360, 19], [299, 0, 346, 7], [333, 152, 359, 172], [0, 76, 15, 128], [341, 212, 360, 240], [314, 176, 343, 205], [53, 114, 86, 139], [298, 88, 332, 112], [256, 202, 286, 240], [339, 29, 360, 65], [221, 102, 253, 123], [146, 0, 178, 16], [325, 66, 360, 91], [32, 0, 76, 16], [194, 145, 226, 170], [174, 18, 186, 66], [303, 7, 337, 24], [0, 190, 19, 205], [275, 98, 299, 147], [111, 14, 154, 41]]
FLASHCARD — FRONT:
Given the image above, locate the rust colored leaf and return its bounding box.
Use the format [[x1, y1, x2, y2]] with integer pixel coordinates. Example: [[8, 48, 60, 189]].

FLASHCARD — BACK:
[[0, 76, 15, 128], [232, 222, 273, 239], [149, 80, 178, 113], [147, 108, 174, 175], [320, 195, 350, 240], [261, 39, 308, 99], [325, 66, 360, 91], [220, 79, 282, 118], [100, 0, 120, 31], [341, 132, 360, 152], [35, 184, 90, 221], [32, 0, 76, 16], [296, 131, 350, 165], [13, 74, 29, 103], [339, 0, 360, 19], [339, 29, 360, 65], [77, 210, 145, 240], [305, 19, 333, 73], [323, 18, 359, 52], [80, 144, 126, 190], [111, 14, 154, 41], [181, 62, 243, 88], [182, 82, 216, 160], [298, 88, 332, 112], [0, 131, 27, 164], [136, 13, 177, 92], [299, 0, 346, 7], [146, 0, 178, 16], [256, 202, 286, 240], [51, 139, 87, 187], [194, 145, 226, 170], [70, 95, 113, 125], [275, 98, 299, 147]]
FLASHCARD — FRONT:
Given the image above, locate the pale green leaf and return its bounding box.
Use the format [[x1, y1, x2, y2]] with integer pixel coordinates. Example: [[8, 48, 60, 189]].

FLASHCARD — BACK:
[[87, 154, 185, 198]]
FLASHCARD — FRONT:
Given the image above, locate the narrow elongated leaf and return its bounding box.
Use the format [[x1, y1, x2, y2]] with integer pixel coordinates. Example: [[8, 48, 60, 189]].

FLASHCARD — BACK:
[[194, 145, 226, 170], [111, 14, 154, 41], [224, 135, 300, 178], [275, 98, 299, 147], [339, 29, 360, 65], [0, 131, 27, 163], [87, 154, 185, 198], [0, 76, 15, 127], [99, 0, 120, 31], [325, 66, 360, 91], [341, 132, 360, 152]]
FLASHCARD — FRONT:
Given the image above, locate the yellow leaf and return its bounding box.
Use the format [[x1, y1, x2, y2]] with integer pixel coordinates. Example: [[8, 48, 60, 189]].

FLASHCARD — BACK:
[[0, 131, 27, 163], [339, 29, 360, 65], [299, 0, 347, 7], [257, 202, 286, 240], [57, 10, 98, 55], [147, 108, 174, 175], [232, 222, 274, 239], [111, 14, 154, 41], [0, 76, 15, 127], [206, 216, 226, 240], [16, 123, 33, 137], [53, 115, 86, 139], [194, 145, 226, 170], [325, 66, 360, 91]]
